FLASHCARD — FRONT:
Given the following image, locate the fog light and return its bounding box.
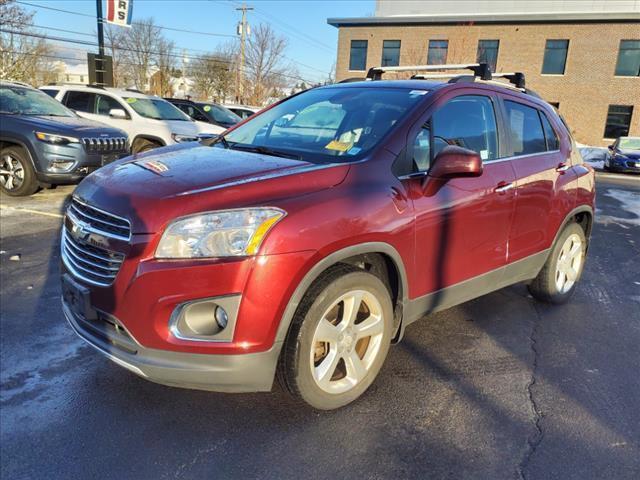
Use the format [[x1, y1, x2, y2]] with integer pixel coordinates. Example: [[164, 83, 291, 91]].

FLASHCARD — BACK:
[[48, 160, 74, 172], [215, 306, 228, 329]]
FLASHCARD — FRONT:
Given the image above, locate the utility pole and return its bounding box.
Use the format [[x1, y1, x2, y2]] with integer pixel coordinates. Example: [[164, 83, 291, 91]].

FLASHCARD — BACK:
[[235, 3, 253, 104], [95, 0, 105, 85]]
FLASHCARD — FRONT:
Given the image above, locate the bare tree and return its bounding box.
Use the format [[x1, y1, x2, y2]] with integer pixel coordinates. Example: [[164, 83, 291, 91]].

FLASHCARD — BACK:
[[0, 0, 51, 84], [244, 23, 289, 105], [119, 18, 161, 90], [190, 42, 236, 102], [105, 25, 131, 87], [154, 37, 176, 97]]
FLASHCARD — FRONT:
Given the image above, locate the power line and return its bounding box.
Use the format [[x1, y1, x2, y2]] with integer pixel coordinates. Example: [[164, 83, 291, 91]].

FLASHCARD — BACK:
[[1, 30, 319, 85], [16, 1, 237, 38], [15, 1, 329, 80]]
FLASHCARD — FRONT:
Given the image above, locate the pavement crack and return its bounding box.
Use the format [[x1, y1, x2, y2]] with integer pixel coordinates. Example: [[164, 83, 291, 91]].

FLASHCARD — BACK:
[[517, 301, 545, 480]]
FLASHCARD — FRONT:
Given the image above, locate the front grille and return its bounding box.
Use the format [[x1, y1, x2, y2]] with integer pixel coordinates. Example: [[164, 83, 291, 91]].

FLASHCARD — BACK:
[[62, 229, 125, 286], [82, 137, 128, 154], [68, 197, 131, 240], [61, 197, 131, 287]]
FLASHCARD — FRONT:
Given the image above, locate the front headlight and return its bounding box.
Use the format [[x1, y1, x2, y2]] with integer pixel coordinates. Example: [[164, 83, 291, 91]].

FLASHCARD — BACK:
[[155, 208, 286, 259], [172, 133, 199, 143], [35, 131, 80, 144]]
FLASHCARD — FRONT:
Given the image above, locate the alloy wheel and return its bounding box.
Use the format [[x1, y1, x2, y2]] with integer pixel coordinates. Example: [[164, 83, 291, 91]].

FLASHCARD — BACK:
[[0, 154, 25, 191], [555, 233, 583, 294], [310, 290, 385, 395]]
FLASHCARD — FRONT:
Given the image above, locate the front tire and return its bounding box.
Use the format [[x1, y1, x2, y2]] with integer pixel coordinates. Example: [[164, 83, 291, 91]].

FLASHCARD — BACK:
[[279, 265, 393, 410], [0, 146, 39, 197], [528, 222, 587, 304]]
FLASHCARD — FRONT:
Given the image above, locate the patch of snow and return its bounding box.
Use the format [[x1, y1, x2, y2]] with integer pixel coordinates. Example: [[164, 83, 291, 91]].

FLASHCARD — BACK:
[[595, 189, 640, 228]]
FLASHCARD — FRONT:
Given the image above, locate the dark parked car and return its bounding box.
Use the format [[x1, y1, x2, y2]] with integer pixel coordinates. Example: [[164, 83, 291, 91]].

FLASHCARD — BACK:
[[605, 136, 640, 173], [0, 81, 129, 196], [61, 64, 595, 409], [165, 98, 241, 129]]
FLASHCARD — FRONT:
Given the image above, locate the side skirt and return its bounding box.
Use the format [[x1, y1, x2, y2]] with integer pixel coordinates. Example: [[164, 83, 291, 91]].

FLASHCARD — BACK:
[[403, 249, 550, 327]]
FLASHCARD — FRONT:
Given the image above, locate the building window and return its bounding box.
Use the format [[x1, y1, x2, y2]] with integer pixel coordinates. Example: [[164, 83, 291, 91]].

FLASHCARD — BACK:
[[477, 40, 499, 72], [349, 40, 368, 71], [604, 105, 634, 138], [615, 40, 640, 76], [542, 40, 569, 74], [381, 40, 401, 67], [427, 40, 448, 65]]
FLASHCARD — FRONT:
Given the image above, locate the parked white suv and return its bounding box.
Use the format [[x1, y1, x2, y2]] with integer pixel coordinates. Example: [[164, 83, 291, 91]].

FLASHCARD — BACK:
[[41, 85, 225, 154]]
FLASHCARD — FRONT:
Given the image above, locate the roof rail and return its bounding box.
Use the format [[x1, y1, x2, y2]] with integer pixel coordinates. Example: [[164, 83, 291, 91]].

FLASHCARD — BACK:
[[338, 77, 367, 83], [367, 63, 491, 81], [86, 83, 106, 89], [491, 72, 526, 89], [125, 87, 143, 93]]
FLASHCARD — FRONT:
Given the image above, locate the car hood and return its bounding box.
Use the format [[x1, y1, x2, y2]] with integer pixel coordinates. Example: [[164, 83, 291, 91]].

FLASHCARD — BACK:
[[9, 115, 126, 137], [617, 149, 640, 159], [74, 144, 350, 234]]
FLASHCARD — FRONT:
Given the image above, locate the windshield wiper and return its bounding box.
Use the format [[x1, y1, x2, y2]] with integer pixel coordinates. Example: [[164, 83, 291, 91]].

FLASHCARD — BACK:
[[228, 143, 301, 160]]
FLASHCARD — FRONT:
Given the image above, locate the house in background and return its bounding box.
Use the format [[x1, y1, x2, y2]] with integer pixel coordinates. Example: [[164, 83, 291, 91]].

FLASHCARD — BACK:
[[328, 0, 640, 146]]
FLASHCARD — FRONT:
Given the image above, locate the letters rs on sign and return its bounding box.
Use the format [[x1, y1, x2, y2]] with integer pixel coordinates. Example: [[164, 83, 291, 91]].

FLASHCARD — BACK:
[[106, 0, 134, 27]]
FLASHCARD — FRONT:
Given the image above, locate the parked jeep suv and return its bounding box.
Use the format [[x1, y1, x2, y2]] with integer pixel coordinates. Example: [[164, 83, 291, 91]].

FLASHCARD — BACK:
[[41, 85, 224, 154], [1, 81, 128, 196], [60, 65, 595, 409]]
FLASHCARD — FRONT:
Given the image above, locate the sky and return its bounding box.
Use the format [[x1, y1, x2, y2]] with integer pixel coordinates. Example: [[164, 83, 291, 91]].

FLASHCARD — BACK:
[[19, 0, 376, 84]]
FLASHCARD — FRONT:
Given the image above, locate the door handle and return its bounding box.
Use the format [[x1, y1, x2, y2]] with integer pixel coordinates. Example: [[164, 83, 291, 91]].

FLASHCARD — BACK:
[[494, 182, 514, 194], [556, 162, 570, 173]]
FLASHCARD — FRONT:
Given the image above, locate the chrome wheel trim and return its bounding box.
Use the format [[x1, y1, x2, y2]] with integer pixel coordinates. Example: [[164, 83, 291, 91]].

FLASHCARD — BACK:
[[555, 233, 583, 294], [310, 290, 385, 395], [0, 154, 25, 191]]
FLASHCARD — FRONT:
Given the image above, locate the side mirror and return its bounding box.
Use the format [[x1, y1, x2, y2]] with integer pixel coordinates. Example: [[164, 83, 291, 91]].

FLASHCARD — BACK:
[[429, 145, 483, 179], [109, 108, 127, 119]]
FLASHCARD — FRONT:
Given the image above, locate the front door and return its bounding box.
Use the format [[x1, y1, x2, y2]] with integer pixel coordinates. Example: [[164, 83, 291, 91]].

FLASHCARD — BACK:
[[403, 93, 517, 302]]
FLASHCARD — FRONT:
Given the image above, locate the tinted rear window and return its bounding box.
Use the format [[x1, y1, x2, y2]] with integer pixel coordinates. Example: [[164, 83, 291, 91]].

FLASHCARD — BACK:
[[504, 100, 546, 156]]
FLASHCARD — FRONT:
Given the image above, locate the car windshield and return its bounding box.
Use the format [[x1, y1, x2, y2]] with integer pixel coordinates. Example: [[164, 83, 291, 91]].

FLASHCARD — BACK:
[[0, 85, 74, 117], [199, 103, 240, 124], [220, 87, 426, 162], [619, 137, 640, 150], [124, 97, 190, 121]]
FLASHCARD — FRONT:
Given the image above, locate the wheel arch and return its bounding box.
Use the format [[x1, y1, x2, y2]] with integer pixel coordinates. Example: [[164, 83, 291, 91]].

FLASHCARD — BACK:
[[0, 136, 38, 171], [274, 242, 409, 346], [552, 205, 594, 250], [131, 134, 166, 147]]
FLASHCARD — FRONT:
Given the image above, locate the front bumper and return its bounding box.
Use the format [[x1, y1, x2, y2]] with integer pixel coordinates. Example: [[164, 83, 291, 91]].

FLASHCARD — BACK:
[[63, 301, 280, 392], [609, 158, 640, 173]]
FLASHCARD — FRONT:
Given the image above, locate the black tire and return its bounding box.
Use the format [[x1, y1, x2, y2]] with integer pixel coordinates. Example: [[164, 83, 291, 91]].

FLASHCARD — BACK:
[[0, 146, 39, 197], [132, 138, 161, 154], [528, 222, 587, 304], [278, 265, 394, 410]]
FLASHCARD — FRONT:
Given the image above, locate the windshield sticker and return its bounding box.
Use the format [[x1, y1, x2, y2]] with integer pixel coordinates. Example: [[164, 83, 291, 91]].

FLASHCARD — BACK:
[[325, 140, 353, 152], [203, 105, 211, 112], [347, 147, 361, 155], [480, 150, 489, 160], [126, 97, 137, 104], [409, 90, 429, 96]]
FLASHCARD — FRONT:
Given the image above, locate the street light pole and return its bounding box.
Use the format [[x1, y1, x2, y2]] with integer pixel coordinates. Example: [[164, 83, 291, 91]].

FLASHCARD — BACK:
[[96, 0, 105, 85], [236, 3, 253, 104]]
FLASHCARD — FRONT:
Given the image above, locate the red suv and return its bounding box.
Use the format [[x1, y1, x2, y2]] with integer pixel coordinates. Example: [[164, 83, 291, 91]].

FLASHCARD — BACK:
[[61, 65, 595, 409]]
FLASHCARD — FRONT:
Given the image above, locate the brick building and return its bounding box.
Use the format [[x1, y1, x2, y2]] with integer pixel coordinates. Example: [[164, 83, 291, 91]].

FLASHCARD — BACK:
[[328, 0, 640, 146]]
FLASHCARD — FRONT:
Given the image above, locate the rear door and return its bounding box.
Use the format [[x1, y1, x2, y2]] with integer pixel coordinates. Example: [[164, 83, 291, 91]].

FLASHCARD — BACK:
[[402, 91, 517, 297], [499, 96, 576, 263]]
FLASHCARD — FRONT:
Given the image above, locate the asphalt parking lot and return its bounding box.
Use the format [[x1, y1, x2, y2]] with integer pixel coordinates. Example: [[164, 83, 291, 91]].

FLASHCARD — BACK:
[[1, 171, 639, 480]]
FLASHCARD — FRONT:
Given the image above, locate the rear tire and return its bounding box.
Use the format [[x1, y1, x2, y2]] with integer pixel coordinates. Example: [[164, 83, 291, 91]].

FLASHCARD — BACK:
[[132, 138, 162, 154], [0, 146, 39, 197], [528, 222, 587, 304], [279, 265, 393, 410]]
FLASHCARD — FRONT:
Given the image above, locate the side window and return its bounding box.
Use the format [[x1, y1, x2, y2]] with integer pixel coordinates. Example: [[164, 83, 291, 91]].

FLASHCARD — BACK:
[[540, 112, 559, 151], [431, 95, 499, 161], [64, 91, 96, 113], [96, 94, 125, 116], [190, 107, 208, 122], [504, 100, 546, 155], [40, 89, 58, 98]]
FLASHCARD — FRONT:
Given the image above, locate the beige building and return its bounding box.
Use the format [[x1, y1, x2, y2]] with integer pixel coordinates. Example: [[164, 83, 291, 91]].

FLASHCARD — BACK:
[[329, 1, 640, 146]]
